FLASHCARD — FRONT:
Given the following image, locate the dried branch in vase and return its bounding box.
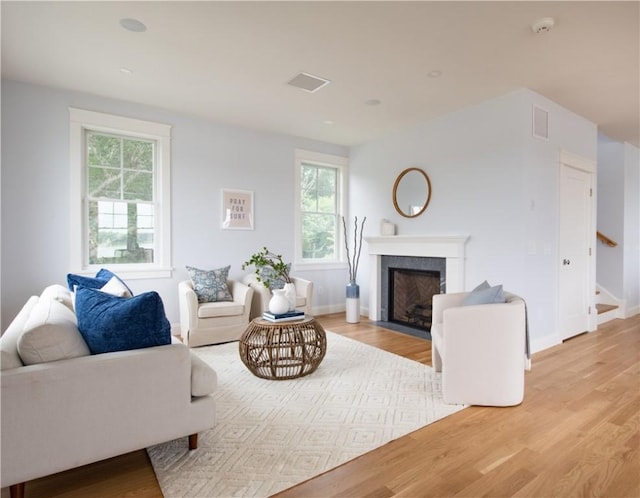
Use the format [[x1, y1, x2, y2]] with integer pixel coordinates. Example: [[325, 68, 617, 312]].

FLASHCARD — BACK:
[[342, 216, 367, 283]]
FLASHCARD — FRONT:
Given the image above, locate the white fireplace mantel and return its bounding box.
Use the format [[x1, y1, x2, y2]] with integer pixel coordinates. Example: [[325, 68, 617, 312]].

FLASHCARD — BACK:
[[365, 235, 469, 321]]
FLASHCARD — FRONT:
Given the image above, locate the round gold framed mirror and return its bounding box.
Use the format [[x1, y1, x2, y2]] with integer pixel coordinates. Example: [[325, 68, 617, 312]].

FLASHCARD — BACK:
[[392, 167, 432, 218]]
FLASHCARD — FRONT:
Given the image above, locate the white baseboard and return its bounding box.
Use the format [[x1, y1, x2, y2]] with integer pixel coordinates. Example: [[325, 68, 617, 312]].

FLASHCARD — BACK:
[[311, 303, 371, 318], [622, 304, 640, 318], [312, 303, 345, 316], [530, 334, 561, 355]]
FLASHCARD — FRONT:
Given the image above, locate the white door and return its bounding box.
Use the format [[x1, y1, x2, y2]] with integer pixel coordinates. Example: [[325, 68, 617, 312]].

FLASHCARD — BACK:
[[558, 163, 592, 340]]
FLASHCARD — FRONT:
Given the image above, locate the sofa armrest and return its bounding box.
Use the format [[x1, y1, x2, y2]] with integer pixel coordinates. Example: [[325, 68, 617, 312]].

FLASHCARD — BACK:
[[242, 274, 271, 318], [291, 277, 313, 309], [228, 279, 252, 306], [178, 280, 199, 334]]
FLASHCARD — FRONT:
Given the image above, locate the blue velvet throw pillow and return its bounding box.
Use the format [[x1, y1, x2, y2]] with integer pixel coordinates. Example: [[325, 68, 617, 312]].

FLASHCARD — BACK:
[[75, 287, 171, 354], [67, 268, 133, 296], [462, 282, 506, 306]]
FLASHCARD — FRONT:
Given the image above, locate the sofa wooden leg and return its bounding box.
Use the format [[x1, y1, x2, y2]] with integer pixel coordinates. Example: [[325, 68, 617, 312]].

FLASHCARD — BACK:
[[188, 433, 198, 450], [10, 482, 25, 498]]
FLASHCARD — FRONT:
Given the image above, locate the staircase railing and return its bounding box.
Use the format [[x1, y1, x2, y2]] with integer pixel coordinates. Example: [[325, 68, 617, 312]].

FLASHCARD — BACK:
[[596, 231, 618, 247]]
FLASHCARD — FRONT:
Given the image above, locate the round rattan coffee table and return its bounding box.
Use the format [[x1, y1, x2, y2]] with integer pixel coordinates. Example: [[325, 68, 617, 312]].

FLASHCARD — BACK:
[[239, 316, 327, 380]]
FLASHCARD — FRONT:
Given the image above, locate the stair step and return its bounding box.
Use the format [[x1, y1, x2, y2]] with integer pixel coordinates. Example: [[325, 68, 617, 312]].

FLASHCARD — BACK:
[[596, 303, 618, 314]]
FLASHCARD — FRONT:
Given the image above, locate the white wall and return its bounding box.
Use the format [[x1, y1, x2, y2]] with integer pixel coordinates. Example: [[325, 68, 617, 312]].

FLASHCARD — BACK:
[[2, 80, 611, 346], [0, 79, 348, 329], [350, 88, 597, 352]]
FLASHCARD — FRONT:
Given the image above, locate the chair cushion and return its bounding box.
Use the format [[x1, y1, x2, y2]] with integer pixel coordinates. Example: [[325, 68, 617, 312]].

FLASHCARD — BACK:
[[75, 287, 171, 354], [186, 265, 233, 303], [197, 301, 245, 318], [17, 299, 90, 365]]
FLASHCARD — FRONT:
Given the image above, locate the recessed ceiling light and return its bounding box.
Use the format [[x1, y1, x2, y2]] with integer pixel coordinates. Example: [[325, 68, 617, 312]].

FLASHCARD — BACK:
[[365, 99, 381, 106], [119, 67, 133, 75], [120, 18, 147, 33], [428, 70, 443, 78]]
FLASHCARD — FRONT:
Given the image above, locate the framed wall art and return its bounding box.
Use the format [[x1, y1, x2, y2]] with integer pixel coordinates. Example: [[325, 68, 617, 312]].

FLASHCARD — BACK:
[[221, 189, 254, 230]]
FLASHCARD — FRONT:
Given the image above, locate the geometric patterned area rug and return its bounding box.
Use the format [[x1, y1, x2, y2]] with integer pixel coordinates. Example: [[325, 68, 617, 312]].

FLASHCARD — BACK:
[[147, 331, 466, 497]]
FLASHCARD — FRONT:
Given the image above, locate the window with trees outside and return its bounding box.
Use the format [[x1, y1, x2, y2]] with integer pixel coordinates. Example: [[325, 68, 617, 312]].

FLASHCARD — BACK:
[[294, 149, 348, 268], [70, 108, 171, 278]]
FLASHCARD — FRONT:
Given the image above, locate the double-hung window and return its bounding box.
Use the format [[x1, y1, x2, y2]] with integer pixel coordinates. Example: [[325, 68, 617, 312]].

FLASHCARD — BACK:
[[294, 149, 348, 268], [69, 108, 171, 278]]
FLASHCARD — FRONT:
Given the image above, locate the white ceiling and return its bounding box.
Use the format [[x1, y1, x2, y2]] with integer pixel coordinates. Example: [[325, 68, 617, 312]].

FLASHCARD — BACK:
[[2, 1, 639, 147]]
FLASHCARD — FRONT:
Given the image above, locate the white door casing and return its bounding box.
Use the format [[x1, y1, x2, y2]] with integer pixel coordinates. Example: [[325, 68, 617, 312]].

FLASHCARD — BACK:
[[558, 150, 596, 341]]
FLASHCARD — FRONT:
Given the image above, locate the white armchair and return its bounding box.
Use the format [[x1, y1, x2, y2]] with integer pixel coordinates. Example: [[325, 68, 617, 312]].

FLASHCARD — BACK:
[[179, 280, 254, 347], [242, 274, 313, 319], [431, 291, 526, 407]]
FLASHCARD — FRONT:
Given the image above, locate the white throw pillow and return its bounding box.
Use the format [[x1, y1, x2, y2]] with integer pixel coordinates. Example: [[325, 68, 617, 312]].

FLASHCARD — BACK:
[[100, 276, 133, 297], [17, 299, 90, 365]]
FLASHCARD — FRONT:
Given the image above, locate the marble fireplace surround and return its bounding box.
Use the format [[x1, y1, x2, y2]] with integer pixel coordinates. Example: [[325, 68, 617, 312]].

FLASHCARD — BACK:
[[365, 235, 469, 321]]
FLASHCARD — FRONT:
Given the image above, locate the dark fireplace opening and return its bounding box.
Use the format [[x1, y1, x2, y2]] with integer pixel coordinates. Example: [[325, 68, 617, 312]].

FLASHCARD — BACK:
[[378, 255, 446, 340], [389, 268, 441, 333]]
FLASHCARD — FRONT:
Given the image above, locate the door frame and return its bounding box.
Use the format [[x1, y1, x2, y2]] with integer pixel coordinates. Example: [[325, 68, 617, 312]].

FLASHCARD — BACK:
[[557, 150, 597, 339]]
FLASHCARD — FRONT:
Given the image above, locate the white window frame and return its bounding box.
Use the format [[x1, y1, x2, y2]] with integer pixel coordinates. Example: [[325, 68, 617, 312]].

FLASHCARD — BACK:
[[69, 108, 172, 278], [294, 149, 349, 271]]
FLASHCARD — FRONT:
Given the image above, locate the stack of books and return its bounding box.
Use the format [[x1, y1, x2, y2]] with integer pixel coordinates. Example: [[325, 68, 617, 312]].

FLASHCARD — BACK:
[[262, 310, 305, 322]]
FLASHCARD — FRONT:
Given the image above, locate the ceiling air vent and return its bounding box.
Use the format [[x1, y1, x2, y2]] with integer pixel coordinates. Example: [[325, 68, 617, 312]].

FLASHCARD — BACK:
[[287, 72, 331, 93]]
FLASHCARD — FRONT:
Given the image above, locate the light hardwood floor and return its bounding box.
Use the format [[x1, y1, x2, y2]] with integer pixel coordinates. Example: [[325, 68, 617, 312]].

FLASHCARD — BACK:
[[2, 314, 638, 498]]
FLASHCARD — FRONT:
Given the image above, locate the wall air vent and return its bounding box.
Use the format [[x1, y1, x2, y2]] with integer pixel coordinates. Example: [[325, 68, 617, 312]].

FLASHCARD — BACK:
[[532, 105, 549, 140], [287, 72, 331, 93]]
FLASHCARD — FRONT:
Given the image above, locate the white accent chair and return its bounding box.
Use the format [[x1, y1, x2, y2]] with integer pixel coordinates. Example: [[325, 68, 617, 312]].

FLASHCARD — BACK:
[[178, 279, 254, 347], [431, 291, 526, 406], [242, 274, 313, 319]]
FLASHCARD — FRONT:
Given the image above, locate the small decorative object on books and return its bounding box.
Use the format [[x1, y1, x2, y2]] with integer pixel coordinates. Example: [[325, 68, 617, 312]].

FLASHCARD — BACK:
[[342, 215, 367, 324], [262, 310, 305, 322]]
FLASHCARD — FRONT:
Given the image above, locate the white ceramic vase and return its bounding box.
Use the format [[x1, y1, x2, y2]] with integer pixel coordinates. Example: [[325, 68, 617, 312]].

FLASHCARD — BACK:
[[346, 280, 360, 323], [283, 282, 296, 311], [268, 289, 290, 315]]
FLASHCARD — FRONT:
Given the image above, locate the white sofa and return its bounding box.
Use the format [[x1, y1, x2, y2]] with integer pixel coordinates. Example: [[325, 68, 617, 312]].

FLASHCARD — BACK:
[[242, 274, 313, 319], [431, 290, 527, 407], [0, 285, 217, 498]]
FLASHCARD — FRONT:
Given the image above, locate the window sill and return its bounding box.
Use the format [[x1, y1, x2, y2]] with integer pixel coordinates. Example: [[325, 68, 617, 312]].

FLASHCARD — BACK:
[[73, 266, 173, 280], [293, 261, 348, 272]]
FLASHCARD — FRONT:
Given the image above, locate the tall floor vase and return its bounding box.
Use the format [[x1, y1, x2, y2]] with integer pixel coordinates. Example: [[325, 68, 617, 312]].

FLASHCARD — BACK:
[[346, 280, 360, 323]]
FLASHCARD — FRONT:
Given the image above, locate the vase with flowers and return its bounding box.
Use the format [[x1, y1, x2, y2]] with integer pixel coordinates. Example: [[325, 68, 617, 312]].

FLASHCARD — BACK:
[[342, 215, 367, 323], [242, 247, 296, 312]]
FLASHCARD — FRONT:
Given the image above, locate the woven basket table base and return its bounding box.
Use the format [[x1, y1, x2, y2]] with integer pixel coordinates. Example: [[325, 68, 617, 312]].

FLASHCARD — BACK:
[[239, 317, 327, 380]]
